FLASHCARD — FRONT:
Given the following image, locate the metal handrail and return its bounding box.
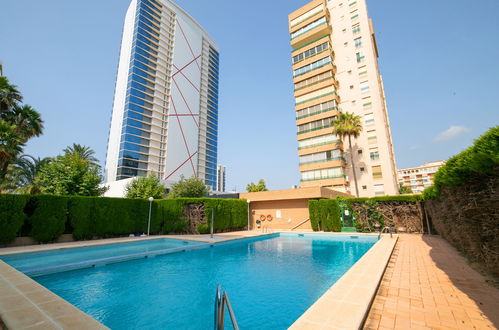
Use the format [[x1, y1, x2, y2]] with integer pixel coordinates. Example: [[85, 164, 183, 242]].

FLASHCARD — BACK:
[[291, 218, 310, 231], [215, 285, 239, 330], [378, 226, 393, 240]]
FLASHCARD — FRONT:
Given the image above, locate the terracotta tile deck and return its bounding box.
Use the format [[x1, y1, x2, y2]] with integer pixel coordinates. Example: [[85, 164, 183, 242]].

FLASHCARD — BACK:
[[364, 234, 499, 330]]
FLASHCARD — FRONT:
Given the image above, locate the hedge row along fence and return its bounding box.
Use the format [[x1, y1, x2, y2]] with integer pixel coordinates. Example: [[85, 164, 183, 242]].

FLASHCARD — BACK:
[[309, 195, 424, 233], [422, 126, 499, 277], [0, 194, 248, 245]]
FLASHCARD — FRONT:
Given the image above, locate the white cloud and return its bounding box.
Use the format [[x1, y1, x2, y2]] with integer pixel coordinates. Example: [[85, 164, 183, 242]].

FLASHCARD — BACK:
[[434, 125, 471, 142]]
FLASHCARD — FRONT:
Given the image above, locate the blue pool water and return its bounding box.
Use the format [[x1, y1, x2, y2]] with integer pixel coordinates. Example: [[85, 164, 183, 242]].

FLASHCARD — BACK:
[[3, 234, 376, 329], [1, 238, 204, 276]]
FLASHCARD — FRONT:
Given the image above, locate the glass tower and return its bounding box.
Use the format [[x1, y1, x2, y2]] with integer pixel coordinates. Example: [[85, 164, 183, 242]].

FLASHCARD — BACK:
[[105, 0, 219, 190]]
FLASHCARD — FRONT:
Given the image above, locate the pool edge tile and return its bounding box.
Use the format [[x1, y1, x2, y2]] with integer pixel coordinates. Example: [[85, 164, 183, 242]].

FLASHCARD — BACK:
[[289, 235, 398, 330], [0, 260, 108, 330]]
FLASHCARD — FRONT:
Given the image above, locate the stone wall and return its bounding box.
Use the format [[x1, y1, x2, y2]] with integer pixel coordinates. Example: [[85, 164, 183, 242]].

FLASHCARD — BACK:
[[425, 172, 499, 276]]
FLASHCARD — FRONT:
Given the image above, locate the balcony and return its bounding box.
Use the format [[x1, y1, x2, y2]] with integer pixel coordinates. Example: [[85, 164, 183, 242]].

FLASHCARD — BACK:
[[290, 16, 331, 50]]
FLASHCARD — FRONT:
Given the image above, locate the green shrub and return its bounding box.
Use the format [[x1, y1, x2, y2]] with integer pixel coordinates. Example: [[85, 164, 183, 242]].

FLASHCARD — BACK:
[[0, 194, 246, 241], [308, 199, 341, 232], [29, 195, 68, 243], [0, 194, 29, 244], [428, 126, 499, 198]]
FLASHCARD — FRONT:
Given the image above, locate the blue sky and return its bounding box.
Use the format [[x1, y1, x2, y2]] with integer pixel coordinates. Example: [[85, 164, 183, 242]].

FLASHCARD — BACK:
[[1, 0, 498, 191]]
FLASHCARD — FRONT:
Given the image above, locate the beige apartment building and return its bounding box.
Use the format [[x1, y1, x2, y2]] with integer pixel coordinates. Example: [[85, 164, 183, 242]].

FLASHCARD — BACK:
[[289, 0, 398, 197], [398, 161, 445, 194]]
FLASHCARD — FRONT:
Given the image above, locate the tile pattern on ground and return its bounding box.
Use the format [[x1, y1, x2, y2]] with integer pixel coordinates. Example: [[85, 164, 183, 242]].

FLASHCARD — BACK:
[[364, 234, 499, 330]]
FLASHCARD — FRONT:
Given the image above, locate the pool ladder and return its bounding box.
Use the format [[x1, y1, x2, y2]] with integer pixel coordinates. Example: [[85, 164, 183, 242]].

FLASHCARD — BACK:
[[214, 285, 239, 330], [378, 226, 393, 240]]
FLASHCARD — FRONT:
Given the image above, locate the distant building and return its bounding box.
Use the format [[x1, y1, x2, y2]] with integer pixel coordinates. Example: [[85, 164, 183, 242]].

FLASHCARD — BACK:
[[216, 165, 226, 192], [397, 161, 445, 193]]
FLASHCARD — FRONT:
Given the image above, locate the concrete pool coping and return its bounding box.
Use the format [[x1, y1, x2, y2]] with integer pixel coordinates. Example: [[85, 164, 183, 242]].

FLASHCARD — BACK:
[[289, 233, 398, 329], [0, 231, 396, 329]]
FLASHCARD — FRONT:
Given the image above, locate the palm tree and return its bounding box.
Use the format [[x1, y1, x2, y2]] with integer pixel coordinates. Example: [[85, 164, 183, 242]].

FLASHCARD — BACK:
[[332, 112, 363, 197], [63, 143, 98, 165], [11, 155, 51, 194], [6, 105, 44, 140], [0, 121, 24, 177], [0, 76, 22, 114]]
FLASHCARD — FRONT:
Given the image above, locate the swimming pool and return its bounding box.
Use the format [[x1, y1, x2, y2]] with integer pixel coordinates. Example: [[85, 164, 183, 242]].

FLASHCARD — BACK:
[[2, 234, 377, 329], [0, 238, 205, 276]]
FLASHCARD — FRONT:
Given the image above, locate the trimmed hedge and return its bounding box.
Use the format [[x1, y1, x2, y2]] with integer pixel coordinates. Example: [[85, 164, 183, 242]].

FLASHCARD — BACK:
[[28, 195, 68, 243], [424, 126, 499, 199], [346, 195, 422, 203], [0, 194, 29, 244], [309, 199, 341, 232], [0, 195, 248, 245]]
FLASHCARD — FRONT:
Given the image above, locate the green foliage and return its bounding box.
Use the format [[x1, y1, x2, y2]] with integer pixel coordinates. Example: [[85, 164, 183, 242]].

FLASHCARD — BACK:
[[427, 126, 499, 199], [0, 194, 247, 242], [246, 179, 268, 192], [168, 175, 208, 198], [398, 183, 413, 194], [332, 112, 363, 139], [202, 198, 248, 232], [308, 199, 341, 232], [35, 152, 107, 196], [356, 199, 384, 232], [346, 195, 422, 203], [28, 195, 68, 243], [0, 194, 28, 244], [0, 76, 44, 181], [125, 174, 167, 199]]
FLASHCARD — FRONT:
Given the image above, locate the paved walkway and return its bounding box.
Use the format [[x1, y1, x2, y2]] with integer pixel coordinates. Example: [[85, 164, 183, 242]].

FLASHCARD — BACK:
[[364, 235, 499, 329]]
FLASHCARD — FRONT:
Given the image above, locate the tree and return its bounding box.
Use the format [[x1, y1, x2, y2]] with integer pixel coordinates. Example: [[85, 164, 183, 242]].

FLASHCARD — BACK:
[[398, 183, 413, 195], [125, 174, 167, 199], [63, 143, 98, 165], [332, 112, 363, 197], [10, 155, 51, 194], [168, 175, 208, 198], [0, 76, 22, 113], [34, 146, 107, 196], [0, 76, 44, 180], [246, 179, 268, 192]]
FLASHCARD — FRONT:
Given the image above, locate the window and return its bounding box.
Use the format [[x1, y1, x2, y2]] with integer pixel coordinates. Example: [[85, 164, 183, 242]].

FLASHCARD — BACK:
[[374, 184, 385, 196], [299, 149, 342, 164], [354, 37, 362, 48], [357, 149, 362, 154], [300, 167, 344, 181], [290, 4, 324, 27], [350, 9, 359, 20], [358, 68, 368, 79], [360, 167, 365, 172], [292, 42, 329, 64], [362, 185, 367, 190], [349, 1, 357, 7], [294, 70, 333, 91], [347, 70, 352, 74], [372, 166, 383, 179], [363, 100, 372, 110], [350, 85, 354, 89], [298, 134, 339, 149], [296, 99, 337, 119], [295, 86, 336, 105], [356, 51, 365, 63], [297, 117, 335, 133], [352, 23, 360, 35], [364, 113, 374, 126], [360, 81, 370, 92], [370, 151, 379, 160], [368, 135, 377, 145], [293, 56, 331, 77], [291, 17, 327, 39], [344, 42, 348, 47], [342, 28, 347, 33]]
